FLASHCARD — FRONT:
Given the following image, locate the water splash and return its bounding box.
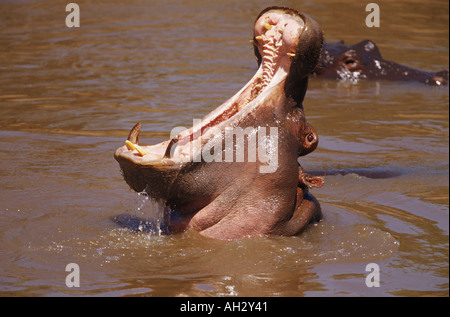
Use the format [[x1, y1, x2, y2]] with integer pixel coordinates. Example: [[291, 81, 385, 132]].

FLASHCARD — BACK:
[[114, 191, 167, 236]]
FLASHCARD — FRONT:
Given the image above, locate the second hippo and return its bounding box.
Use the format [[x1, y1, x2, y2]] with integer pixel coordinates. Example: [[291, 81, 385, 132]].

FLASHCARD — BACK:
[[314, 40, 449, 86]]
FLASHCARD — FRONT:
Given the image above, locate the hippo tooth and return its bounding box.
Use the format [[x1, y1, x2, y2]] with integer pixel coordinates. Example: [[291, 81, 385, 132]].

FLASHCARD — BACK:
[[134, 144, 148, 156], [255, 35, 263, 41], [262, 22, 272, 30], [127, 122, 141, 144], [125, 140, 136, 151], [125, 140, 148, 156], [287, 52, 296, 57]]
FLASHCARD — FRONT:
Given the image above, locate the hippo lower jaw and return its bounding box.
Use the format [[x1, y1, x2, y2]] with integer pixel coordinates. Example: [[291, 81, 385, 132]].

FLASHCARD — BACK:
[[114, 7, 324, 240]]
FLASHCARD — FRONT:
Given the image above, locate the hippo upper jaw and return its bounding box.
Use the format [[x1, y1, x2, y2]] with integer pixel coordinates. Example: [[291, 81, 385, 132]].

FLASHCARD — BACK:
[[114, 7, 323, 239], [115, 7, 321, 174]]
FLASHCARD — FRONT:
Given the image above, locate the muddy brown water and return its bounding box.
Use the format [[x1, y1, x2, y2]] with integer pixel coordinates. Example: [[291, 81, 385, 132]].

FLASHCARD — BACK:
[[0, 0, 448, 297]]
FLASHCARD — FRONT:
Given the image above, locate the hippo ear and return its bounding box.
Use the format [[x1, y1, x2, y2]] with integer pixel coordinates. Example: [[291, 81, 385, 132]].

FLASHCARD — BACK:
[[354, 39, 382, 59]]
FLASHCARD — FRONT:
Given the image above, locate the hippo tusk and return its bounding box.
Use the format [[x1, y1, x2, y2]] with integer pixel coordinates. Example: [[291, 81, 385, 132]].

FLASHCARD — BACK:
[[125, 122, 148, 156], [163, 137, 179, 158], [127, 122, 141, 144]]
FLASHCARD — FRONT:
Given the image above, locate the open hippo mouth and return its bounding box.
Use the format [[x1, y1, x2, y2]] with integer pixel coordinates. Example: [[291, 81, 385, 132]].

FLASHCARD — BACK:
[[115, 7, 324, 240]]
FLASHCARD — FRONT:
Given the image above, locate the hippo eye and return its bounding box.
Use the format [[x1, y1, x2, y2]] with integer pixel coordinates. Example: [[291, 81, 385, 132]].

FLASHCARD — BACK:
[[345, 59, 356, 65], [307, 133, 314, 142]]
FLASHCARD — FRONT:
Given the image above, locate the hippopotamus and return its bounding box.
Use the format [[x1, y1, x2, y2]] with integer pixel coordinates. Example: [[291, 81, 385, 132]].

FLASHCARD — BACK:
[[313, 40, 449, 86], [114, 6, 325, 240]]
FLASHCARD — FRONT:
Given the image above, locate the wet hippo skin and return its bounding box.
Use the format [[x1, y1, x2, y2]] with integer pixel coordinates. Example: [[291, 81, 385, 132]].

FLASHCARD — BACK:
[[313, 40, 449, 86], [115, 7, 325, 240]]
